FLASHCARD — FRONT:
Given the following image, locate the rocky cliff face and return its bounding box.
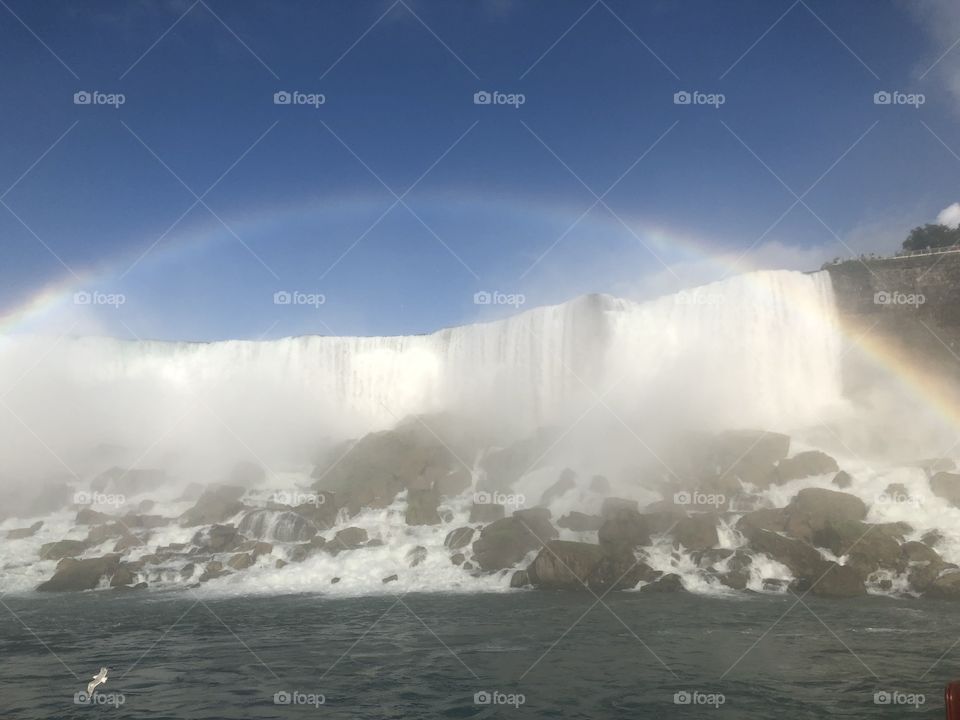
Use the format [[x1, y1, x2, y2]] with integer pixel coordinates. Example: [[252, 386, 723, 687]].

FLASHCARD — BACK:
[[824, 253, 960, 397]]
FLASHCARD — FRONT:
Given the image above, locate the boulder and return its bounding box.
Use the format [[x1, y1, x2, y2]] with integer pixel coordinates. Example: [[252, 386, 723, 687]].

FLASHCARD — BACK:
[[191, 524, 244, 554], [444, 527, 475, 550], [469, 502, 505, 523], [39, 539, 90, 561], [332, 526, 368, 550], [179, 485, 246, 527], [792, 563, 865, 598], [640, 573, 685, 593], [435, 468, 472, 497], [37, 554, 122, 592], [407, 546, 427, 567], [472, 513, 557, 571], [782, 488, 867, 543], [902, 542, 949, 593], [670, 515, 718, 550], [832, 470, 852, 489], [557, 512, 602, 532], [405, 489, 441, 526], [931, 472, 960, 506], [85, 522, 128, 546], [451, 553, 466, 566], [290, 495, 339, 531], [736, 508, 787, 537], [382, 574, 398, 584], [747, 529, 825, 579], [109, 562, 141, 588], [718, 550, 753, 590], [810, 520, 900, 578], [199, 561, 229, 582], [76, 508, 111, 525], [7, 521, 43, 539], [113, 532, 146, 553], [525, 541, 654, 591], [925, 569, 960, 599], [598, 499, 651, 551], [275, 559, 288, 569], [289, 536, 327, 563], [510, 570, 531, 588], [771, 451, 839, 484], [239, 509, 317, 542], [539, 469, 577, 506], [237, 540, 273, 559], [227, 552, 255, 570]]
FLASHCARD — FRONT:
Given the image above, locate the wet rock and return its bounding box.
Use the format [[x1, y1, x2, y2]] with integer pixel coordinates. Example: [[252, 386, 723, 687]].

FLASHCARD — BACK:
[[84, 523, 128, 546], [76, 508, 111, 525], [736, 508, 787, 536], [109, 562, 140, 587], [275, 559, 288, 569], [444, 527, 475, 550], [922, 529, 944, 547], [557, 512, 602, 532], [227, 552, 255, 570], [382, 574, 398, 584], [510, 569, 531, 588], [331, 526, 368, 552], [39, 539, 90, 561], [640, 573, 685, 593], [539, 469, 577, 506], [7, 521, 43, 539], [811, 520, 900, 578], [525, 540, 654, 591], [113, 531, 146, 553], [903, 542, 950, 593], [469, 502, 505, 523], [926, 570, 960, 599], [37, 554, 122, 592], [747, 529, 825, 579], [405, 488, 441, 526], [191, 524, 244, 554], [407, 546, 427, 567], [598, 499, 650, 551], [832, 470, 853, 489], [450, 553, 466, 566], [771, 451, 839, 484], [670, 514, 718, 550], [179, 485, 246, 527], [289, 536, 327, 562], [331, 577, 341, 584], [289, 494, 339, 531], [782, 488, 867, 543], [180, 563, 196, 579], [199, 561, 229, 582], [239, 509, 317, 542], [472, 513, 557, 571], [795, 563, 866, 598], [718, 551, 753, 590], [237, 540, 273, 559]]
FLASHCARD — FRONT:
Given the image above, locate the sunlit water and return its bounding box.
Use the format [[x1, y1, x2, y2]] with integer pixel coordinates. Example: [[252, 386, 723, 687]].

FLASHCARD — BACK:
[[0, 591, 951, 719]]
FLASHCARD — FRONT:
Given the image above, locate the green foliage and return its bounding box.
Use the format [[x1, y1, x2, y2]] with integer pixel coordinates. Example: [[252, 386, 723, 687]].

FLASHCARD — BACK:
[[902, 224, 960, 252]]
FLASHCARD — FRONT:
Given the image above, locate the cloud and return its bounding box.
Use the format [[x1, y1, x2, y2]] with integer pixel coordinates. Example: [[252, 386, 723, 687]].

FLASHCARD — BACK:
[[905, 0, 960, 112], [937, 201, 960, 227]]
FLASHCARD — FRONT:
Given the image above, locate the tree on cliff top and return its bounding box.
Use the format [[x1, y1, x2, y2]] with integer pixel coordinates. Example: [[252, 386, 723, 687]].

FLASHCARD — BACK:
[[902, 224, 960, 252]]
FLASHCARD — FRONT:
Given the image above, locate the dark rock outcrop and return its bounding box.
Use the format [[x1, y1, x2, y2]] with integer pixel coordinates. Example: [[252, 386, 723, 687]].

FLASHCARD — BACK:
[[444, 527, 475, 550], [7, 521, 43, 539], [539, 469, 577, 506], [771, 451, 840, 484], [469, 502, 505, 523], [557, 512, 602, 532], [39, 539, 89, 561], [37, 554, 122, 592], [525, 541, 654, 591], [191, 524, 244, 554], [180, 485, 246, 527], [472, 513, 557, 571], [670, 514, 718, 550]]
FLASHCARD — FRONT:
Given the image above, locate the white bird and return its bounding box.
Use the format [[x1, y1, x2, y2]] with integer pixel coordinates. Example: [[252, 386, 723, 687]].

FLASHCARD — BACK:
[[86, 667, 108, 695]]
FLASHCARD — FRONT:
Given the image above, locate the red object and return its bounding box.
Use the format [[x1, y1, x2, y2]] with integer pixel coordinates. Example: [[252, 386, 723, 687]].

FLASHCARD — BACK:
[[946, 681, 960, 719]]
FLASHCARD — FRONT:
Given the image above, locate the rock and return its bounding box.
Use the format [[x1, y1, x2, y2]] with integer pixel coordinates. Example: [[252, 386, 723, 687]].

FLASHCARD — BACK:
[[748, 530, 825, 579], [239, 509, 317, 542], [469, 502, 504, 523], [510, 570, 531, 587], [589, 475, 611, 494], [718, 550, 753, 590], [771, 451, 839, 484], [922, 530, 944, 547], [557, 512, 602, 532], [525, 541, 654, 591], [783, 488, 867, 543], [85, 523, 128, 545], [224, 460, 266, 487], [736, 508, 787, 537], [405, 488, 441, 526], [275, 559, 288, 569], [227, 553, 255, 570], [883, 482, 909, 498], [39, 539, 90, 561], [331, 577, 341, 584], [332, 526, 368, 550], [444, 527, 474, 550], [803, 563, 866, 597], [902, 542, 949, 593], [931, 472, 960, 506], [7, 521, 43, 539], [640, 573, 685, 593], [463, 561, 475, 570], [539, 469, 577, 506], [926, 569, 960, 599], [435, 468, 472, 497], [811, 520, 901, 578], [382, 574, 398, 584], [191, 524, 244, 554], [670, 515, 718, 550], [37, 554, 122, 592], [450, 553, 465, 566], [113, 532, 146, 553], [472, 513, 558, 571], [288, 536, 327, 562], [312, 426, 459, 515], [407, 546, 427, 567], [598, 502, 651, 552], [290, 495, 339, 531], [180, 563, 196, 579], [76, 508, 111, 525], [832, 470, 853, 488], [109, 563, 139, 587], [138, 499, 156, 513], [478, 427, 560, 492], [199, 561, 228, 582], [179, 485, 246, 527], [91, 467, 167, 496], [237, 540, 273, 559]]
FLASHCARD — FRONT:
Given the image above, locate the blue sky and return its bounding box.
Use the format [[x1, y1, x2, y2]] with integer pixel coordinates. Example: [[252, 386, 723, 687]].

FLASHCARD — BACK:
[[2, 0, 960, 340]]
